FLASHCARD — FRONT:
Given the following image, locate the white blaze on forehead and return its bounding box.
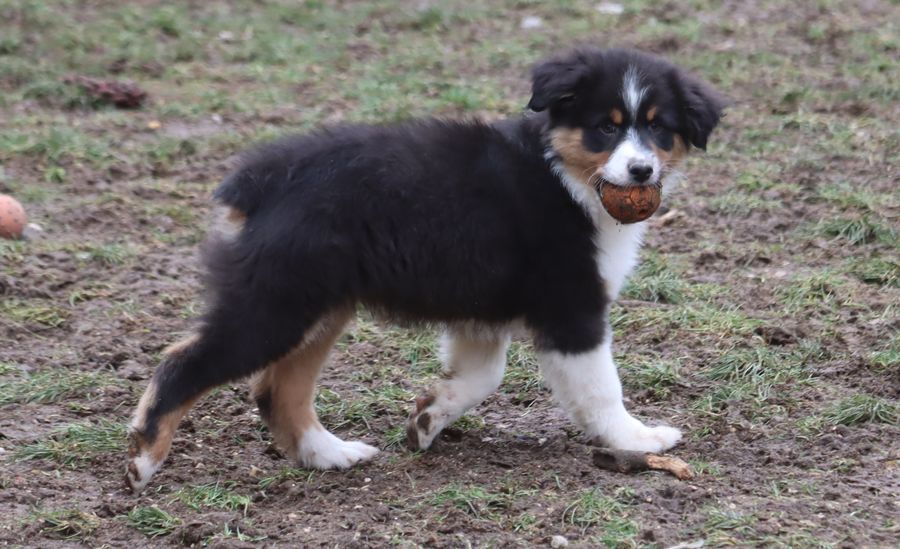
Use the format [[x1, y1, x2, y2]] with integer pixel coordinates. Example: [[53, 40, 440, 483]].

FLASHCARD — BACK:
[[622, 65, 647, 118]]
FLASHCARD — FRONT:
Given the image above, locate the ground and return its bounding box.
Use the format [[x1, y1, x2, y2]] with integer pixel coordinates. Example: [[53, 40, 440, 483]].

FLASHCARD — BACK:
[[0, 0, 898, 547]]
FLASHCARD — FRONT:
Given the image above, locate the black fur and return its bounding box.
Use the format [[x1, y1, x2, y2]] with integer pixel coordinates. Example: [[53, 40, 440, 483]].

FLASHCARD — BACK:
[[529, 47, 727, 154], [141, 47, 725, 426]]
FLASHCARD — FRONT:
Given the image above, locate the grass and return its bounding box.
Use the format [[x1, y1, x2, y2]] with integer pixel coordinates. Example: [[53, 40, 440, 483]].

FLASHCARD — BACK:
[[619, 356, 681, 399], [125, 506, 182, 538], [32, 508, 101, 541], [503, 341, 543, 402], [0, 367, 120, 405], [15, 419, 126, 466], [257, 467, 316, 490], [562, 487, 637, 542], [777, 271, 844, 313], [815, 215, 897, 246], [425, 483, 534, 521], [694, 346, 811, 415], [622, 252, 687, 304], [79, 242, 134, 266], [850, 257, 899, 287], [869, 336, 899, 371], [1, 0, 897, 546], [824, 394, 898, 426], [0, 298, 68, 328], [316, 384, 414, 431], [173, 482, 251, 514]]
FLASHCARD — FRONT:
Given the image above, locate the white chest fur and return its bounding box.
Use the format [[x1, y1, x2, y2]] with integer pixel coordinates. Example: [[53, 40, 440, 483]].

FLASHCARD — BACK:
[[550, 162, 647, 301]]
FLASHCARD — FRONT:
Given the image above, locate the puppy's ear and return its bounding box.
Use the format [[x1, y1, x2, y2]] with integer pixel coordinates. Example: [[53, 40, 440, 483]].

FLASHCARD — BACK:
[[528, 52, 591, 112], [676, 73, 728, 150]]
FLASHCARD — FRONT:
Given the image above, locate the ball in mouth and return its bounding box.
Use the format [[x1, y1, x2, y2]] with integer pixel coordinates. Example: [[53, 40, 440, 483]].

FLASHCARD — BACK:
[[597, 180, 662, 224]]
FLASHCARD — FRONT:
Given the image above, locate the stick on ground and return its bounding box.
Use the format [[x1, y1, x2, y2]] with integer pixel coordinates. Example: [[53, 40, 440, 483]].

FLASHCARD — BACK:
[[592, 448, 694, 480]]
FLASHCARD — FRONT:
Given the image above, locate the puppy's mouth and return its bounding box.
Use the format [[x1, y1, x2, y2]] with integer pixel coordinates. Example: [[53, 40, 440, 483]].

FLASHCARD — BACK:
[[588, 175, 662, 194]]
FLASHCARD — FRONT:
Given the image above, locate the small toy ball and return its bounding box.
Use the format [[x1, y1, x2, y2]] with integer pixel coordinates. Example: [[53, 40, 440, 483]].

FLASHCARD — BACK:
[[0, 194, 27, 239], [599, 182, 662, 224]]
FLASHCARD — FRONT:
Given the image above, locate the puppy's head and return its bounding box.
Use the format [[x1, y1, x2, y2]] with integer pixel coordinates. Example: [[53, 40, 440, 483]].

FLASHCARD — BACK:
[[530, 47, 727, 191]]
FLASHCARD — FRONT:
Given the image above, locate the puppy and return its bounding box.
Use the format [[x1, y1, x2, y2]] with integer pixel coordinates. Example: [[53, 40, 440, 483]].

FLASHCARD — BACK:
[[126, 47, 725, 492]]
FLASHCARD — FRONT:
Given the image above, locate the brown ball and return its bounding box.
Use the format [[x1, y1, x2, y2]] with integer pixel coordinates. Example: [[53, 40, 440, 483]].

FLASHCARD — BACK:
[[599, 182, 661, 224], [0, 194, 27, 239]]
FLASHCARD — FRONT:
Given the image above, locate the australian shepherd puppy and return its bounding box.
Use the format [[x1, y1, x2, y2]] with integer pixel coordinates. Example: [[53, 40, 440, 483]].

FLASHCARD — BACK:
[[126, 47, 726, 491]]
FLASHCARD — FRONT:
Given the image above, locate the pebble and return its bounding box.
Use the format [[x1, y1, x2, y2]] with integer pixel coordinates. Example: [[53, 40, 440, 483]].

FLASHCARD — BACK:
[[550, 535, 569, 548], [520, 16, 544, 29], [596, 2, 624, 15], [21, 222, 44, 241]]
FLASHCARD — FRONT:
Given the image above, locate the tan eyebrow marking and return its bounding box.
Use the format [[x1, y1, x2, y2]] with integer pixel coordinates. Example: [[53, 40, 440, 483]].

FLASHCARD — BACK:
[[610, 108, 623, 125], [647, 105, 658, 122]]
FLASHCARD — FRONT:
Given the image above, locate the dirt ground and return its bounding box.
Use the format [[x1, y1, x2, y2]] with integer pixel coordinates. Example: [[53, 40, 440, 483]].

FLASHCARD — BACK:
[[0, 1, 897, 547]]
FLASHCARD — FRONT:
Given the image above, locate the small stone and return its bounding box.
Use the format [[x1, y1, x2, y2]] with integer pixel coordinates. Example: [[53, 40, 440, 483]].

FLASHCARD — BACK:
[[596, 2, 624, 15], [520, 16, 544, 29], [550, 535, 569, 548], [21, 222, 44, 241]]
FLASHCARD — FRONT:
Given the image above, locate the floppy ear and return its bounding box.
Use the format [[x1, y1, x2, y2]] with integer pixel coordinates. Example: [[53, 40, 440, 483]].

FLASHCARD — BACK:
[[676, 74, 728, 150], [527, 52, 591, 112]]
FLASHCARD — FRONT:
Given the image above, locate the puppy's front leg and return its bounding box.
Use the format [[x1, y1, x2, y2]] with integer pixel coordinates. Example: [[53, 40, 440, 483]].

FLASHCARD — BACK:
[[538, 337, 681, 452]]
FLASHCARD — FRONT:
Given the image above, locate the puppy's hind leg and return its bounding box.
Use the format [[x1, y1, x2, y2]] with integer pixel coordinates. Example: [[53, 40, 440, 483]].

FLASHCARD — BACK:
[[251, 309, 379, 470], [407, 328, 510, 451], [126, 294, 327, 492]]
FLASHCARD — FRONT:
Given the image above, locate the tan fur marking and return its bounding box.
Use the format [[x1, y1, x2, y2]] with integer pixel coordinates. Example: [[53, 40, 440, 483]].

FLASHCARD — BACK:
[[226, 207, 246, 225], [252, 310, 352, 457], [550, 128, 611, 185], [610, 109, 624, 125], [646, 105, 658, 122], [131, 381, 158, 432], [163, 333, 199, 358], [147, 397, 202, 462], [651, 135, 689, 168]]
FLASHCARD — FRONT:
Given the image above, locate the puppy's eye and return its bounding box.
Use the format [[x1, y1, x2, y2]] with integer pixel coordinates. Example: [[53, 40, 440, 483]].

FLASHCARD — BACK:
[[649, 120, 662, 132], [599, 122, 617, 135]]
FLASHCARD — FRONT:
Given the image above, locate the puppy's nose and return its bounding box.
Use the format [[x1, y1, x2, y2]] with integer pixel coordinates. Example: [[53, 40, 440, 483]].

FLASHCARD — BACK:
[[628, 162, 654, 183]]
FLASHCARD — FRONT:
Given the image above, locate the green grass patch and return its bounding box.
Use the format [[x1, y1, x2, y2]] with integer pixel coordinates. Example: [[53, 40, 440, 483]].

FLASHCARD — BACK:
[[850, 256, 899, 287], [15, 419, 126, 466], [77, 242, 134, 267], [563, 487, 637, 541], [619, 356, 681, 399], [701, 506, 758, 543], [425, 483, 534, 521], [125, 506, 182, 538], [32, 508, 101, 541], [824, 394, 897, 426], [0, 298, 68, 328], [622, 252, 687, 304], [316, 384, 414, 431], [0, 367, 120, 405], [173, 482, 250, 514], [777, 271, 845, 313], [817, 182, 889, 212], [694, 346, 810, 415], [869, 336, 899, 371], [815, 215, 897, 246], [258, 467, 316, 490], [707, 191, 781, 216], [503, 341, 542, 402]]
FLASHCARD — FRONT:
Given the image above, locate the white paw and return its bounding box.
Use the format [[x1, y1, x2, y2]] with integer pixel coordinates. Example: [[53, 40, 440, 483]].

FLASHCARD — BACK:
[[406, 394, 445, 451], [297, 428, 379, 470], [125, 452, 162, 493], [604, 419, 682, 453]]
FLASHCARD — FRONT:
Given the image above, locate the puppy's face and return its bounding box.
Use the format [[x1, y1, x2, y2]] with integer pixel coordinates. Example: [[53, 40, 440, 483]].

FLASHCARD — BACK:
[[530, 48, 726, 191]]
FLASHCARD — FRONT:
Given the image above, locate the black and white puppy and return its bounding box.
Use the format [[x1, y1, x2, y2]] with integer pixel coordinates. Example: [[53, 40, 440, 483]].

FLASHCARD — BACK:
[[126, 47, 726, 492]]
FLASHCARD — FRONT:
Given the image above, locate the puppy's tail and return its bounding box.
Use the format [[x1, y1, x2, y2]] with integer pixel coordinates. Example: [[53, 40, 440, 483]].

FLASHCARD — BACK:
[[213, 165, 267, 217]]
